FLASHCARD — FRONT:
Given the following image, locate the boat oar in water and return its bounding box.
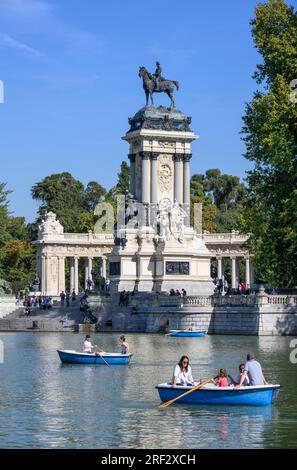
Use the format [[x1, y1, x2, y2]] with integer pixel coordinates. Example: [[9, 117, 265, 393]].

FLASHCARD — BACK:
[[94, 345, 110, 367], [159, 378, 213, 409]]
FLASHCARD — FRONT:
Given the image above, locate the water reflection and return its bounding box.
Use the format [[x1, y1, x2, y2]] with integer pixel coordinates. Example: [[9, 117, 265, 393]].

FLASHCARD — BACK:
[[0, 332, 296, 448]]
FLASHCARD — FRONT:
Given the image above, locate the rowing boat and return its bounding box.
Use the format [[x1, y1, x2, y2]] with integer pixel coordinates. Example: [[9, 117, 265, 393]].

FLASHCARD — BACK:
[[168, 330, 206, 337], [57, 349, 133, 365], [156, 382, 280, 406]]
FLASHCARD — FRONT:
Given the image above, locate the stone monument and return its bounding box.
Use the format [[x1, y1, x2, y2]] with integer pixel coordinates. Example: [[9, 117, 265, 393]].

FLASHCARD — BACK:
[[108, 63, 214, 295]]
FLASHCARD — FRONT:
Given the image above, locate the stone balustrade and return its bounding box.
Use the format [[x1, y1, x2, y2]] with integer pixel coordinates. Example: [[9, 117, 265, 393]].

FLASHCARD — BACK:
[[138, 293, 297, 309]]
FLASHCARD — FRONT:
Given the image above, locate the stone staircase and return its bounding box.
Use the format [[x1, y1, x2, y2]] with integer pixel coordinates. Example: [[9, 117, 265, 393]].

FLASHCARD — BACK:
[[0, 304, 84, 332]]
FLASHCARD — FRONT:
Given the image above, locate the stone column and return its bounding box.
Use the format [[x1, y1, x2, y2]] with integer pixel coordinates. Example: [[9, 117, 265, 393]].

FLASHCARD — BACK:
[[88, 257, 93, 281], [140, 151, 151, 225], [70, 258, 75, 292], [58, 256, 65, 293], [140, 151, 151, 203], [183, 154, 191, 205], [217, 258, 223, 279], [245, 257, 251, 287], [231, 257, 237, 289], [102, 257, 107, 278], [183, 154, 191, 226], [128, 153, 136, 197], [150, 153, 159, 205], [84, 260, 89, 289], [174, 154, 184, 204], [41, 256, 46, 294], [74, 257, 79, 294]]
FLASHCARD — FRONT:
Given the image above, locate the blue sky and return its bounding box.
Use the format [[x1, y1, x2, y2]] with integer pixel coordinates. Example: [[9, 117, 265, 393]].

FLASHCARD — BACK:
[[0, 0, 264, 222]]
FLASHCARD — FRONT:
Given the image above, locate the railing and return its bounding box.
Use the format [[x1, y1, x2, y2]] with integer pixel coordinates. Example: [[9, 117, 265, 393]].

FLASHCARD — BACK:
[[202, 232, 249, 244], [37, 232, 114, 244], [154, 294, 297, 309], [183, 296, 212, 306]]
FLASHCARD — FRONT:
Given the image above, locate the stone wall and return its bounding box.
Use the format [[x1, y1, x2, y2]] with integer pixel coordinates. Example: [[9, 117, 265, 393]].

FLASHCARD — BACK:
[[0, 297, 17, 319], [95, 293, 297, 336]]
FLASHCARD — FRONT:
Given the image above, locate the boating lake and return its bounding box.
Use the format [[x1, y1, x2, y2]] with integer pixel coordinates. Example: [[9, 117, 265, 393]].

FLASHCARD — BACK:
[[0, 332, 296, 449]]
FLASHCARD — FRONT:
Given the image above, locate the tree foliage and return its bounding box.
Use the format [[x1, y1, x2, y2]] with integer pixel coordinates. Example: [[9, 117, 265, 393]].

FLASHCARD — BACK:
[[242, 0, 297, 286], [190, 169, 246, 232]]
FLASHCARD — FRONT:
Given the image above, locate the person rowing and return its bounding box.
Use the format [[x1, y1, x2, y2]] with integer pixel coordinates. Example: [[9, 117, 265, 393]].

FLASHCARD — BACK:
[[83, 334, 95, 353], [172, 355, 195, 387], [119, 335, 129, 354]]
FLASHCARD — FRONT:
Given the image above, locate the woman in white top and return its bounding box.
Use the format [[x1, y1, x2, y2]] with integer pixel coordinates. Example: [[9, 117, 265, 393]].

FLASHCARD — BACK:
[[172, 355, 194, 387], [83, 334, 94, 353]]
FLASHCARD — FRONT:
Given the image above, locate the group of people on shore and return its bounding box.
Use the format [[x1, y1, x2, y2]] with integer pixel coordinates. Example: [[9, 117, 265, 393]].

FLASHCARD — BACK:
[[172, 352, 267, 388], [214, 278, 251, 296], [169, 289, 187, 297]]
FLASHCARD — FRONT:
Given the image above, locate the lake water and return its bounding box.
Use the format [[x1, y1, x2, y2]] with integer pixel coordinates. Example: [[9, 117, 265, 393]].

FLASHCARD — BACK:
[[0, 332, 296, 449]]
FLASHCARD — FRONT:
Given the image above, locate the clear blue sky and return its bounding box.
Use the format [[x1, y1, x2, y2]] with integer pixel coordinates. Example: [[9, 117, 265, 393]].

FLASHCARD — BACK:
[[0, 0, 263, 222]]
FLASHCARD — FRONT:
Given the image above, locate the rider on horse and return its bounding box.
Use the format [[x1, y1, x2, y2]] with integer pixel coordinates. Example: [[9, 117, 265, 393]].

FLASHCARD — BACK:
[[153, 61, 165, 88]]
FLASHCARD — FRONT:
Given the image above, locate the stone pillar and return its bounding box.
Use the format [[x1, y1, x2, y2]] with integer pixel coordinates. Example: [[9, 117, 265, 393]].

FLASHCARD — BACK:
[[150, 153, 159, 205], [183, 154, 191, 205], [231, 257, 237, 289], [174, 154, 183, 204], [88, 257, 93, 281], [140, 152, 151, 203], [70, 258, 75, 292], [245, 257, 251, 288], [250, 259, 255, 285], [128, 153, 136, 197], [102, 257, 107, 278], [84, 260, 89, 289], [217, 258, 223, 279], [41, 256, 46, 294], [183, 154, 191, 226], [140, 151, 151, 225], [74, 257, 79, 294], [58, 256, 65, 293]]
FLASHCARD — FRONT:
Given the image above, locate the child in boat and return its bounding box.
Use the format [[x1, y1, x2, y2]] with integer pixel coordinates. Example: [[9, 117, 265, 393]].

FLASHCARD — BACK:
[[228, 364, 250, 386], [212, 368, 229, 387], [172, 355, 194, 387]]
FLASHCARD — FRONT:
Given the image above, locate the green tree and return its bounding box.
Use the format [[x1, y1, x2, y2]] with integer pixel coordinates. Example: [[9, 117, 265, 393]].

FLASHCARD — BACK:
[[31, 172, 85, 232], [83, 181, 106, 212], [0, 183, 35, 292], [242, 0, 297, 286], [190, 169, 246, 232]]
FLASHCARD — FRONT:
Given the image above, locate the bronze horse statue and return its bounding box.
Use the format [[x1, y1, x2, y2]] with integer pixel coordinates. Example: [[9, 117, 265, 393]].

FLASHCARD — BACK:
[[139, 66, 179, 108]]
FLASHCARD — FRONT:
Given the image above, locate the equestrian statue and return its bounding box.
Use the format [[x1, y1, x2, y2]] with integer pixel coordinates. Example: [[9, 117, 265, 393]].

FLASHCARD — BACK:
[[139, 62, 179, 109]]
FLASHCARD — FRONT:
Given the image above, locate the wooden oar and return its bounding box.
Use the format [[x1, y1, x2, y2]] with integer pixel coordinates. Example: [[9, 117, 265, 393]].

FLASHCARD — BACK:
[[159, 378, 213, 409], [94, 345, 110, 367]]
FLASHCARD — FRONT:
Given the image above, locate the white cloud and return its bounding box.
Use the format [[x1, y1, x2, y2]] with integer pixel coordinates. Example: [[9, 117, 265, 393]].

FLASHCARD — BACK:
[[0, 32, 46, 58]]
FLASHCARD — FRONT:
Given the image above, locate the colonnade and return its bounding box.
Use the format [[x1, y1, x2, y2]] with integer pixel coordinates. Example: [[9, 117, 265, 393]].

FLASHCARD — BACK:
[[216, 256, 253, 289], [39, 255, 107, 296], [128, 152, 191, 207]]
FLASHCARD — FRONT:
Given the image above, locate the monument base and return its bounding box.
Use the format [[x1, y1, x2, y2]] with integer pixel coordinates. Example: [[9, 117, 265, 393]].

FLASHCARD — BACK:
[[108, 227, 215, 296]]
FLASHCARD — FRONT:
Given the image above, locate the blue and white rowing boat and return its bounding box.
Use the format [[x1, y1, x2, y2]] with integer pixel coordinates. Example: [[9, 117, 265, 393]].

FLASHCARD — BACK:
[[57, 349, 133, 365], [168, 330, 206, 337], [156, 382, 280, 406]]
